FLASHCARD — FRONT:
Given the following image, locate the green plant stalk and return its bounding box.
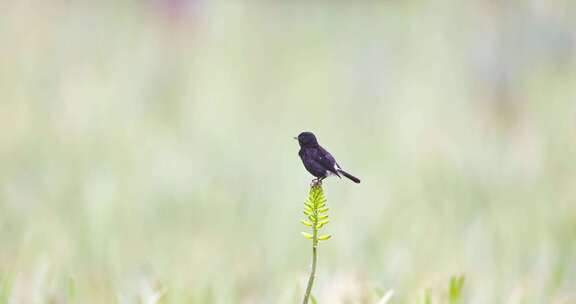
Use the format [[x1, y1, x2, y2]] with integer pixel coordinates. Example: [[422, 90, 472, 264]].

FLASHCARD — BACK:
[[302, 211, 319, 304]]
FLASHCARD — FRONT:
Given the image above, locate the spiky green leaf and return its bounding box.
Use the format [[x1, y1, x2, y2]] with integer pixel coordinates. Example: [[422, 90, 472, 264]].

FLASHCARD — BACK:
[[310, 295, 318, 304], [316, 219, 330, 229], [449, 275, 465, 303]]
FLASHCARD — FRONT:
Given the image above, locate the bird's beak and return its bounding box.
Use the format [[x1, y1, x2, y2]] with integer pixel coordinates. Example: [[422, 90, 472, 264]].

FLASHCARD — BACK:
[[293, 137, 298, 140]]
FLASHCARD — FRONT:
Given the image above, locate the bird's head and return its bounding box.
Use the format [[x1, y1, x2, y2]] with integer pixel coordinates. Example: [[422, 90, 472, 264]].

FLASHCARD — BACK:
[[295, 131, 319, 147]]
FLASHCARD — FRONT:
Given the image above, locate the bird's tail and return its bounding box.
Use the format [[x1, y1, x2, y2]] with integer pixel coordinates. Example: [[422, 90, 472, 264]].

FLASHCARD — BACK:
[[337, 169, 361, 184]]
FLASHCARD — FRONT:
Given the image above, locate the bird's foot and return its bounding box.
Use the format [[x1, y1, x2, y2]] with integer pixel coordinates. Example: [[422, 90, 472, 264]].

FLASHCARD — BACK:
[[310, 178, 323, 187]]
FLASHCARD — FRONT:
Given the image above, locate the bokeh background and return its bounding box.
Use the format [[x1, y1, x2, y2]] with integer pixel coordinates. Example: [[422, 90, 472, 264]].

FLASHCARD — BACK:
[[1, 1, 576, 303]]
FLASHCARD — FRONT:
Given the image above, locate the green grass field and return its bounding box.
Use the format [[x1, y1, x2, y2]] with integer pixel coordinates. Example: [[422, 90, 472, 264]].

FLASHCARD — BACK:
[[1, 1, 575, 303]]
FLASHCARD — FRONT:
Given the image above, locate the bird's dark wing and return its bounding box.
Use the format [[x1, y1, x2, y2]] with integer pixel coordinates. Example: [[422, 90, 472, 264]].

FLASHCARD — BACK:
[[315, 146, 340, 176]]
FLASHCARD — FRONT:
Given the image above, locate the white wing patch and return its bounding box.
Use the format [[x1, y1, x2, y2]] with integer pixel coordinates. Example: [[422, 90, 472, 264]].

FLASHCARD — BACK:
[[325, 164, 342, 178]]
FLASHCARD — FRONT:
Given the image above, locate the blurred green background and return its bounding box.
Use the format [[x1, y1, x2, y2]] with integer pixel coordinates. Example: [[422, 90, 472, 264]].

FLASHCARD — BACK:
[[1, 1, 576, 303]]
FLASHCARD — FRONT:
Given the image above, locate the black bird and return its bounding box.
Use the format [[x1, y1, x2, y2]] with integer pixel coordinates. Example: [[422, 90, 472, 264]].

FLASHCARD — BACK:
[[295, 132, 361, 184]]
